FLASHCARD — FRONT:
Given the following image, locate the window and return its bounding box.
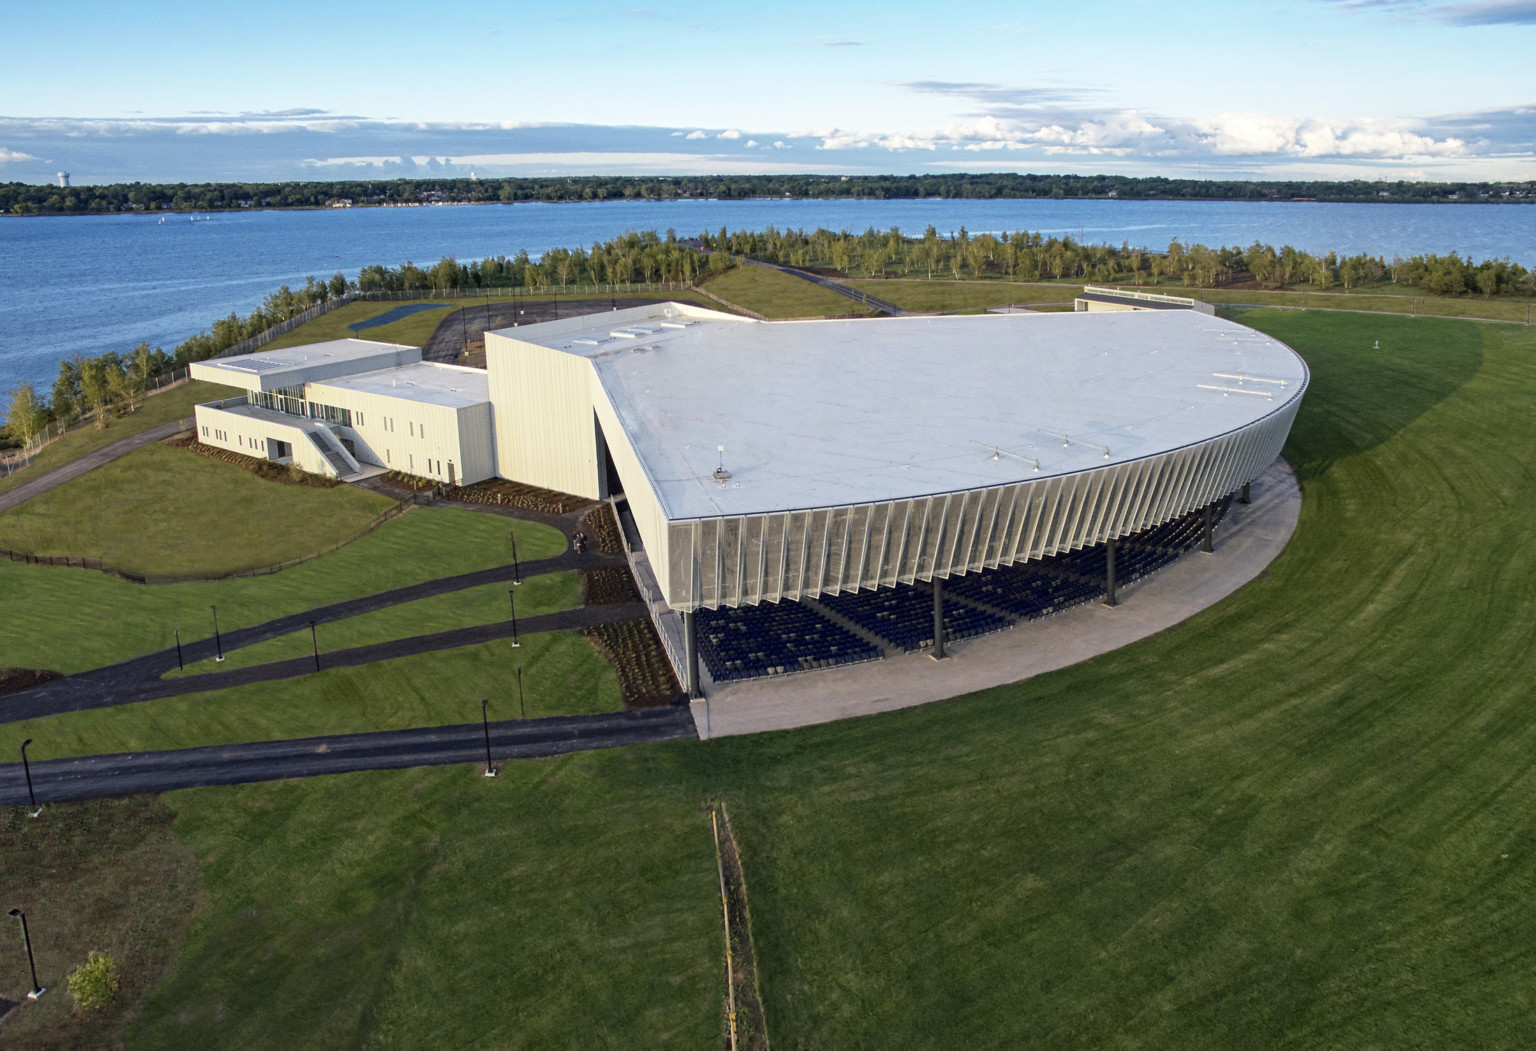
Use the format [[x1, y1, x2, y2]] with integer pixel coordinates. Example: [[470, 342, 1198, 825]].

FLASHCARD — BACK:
[[409, 422, 415, 437], [201, 425, 208, 437]]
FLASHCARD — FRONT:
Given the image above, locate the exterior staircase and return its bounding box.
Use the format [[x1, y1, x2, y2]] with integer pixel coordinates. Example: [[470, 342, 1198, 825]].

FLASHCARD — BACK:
[[306, 427, 362, 480]]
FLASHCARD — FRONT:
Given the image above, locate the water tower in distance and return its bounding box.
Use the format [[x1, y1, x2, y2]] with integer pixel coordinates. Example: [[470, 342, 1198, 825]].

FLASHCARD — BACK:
[[57, 172, 70, 188]]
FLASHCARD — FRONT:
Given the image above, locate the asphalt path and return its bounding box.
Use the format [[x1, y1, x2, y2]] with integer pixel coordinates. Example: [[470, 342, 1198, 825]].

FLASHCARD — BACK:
[[0, 419, 187, 514], [0, 601, 648, 722], [0, 707, 697, 804], [738, 259, 907, 316]]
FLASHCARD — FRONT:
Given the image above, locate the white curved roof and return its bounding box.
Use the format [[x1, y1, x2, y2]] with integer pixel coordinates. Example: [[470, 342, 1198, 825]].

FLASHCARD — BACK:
[[533, 306, 1307, 520]]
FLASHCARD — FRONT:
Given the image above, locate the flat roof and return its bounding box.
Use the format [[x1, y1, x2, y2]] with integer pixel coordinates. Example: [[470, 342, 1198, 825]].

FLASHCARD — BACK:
[[312, 361, 490, 409], [189, 338, 420, 391], [517, 305, 1308, 520]]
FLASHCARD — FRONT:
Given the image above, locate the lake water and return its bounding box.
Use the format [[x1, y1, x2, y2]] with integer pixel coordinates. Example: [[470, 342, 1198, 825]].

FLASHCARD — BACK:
[[2, 197, 1534, 394]]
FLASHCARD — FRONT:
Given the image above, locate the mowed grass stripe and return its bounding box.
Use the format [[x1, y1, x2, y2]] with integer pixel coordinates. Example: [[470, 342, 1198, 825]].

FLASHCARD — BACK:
[[11, 631, 621, 757], [0, 505, 566, 675], [129, 758, 721, 1049], [168, 570, 582, 676]]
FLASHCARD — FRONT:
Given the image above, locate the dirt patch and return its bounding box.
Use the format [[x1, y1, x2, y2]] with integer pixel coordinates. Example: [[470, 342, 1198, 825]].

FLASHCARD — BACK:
[[0, 669, 60, 696], [166, 434, 339, 488], [0, 795, 204, 1050], [712, 805, 769, 1051], [582, 504, 625, 556], [582, 619, 682, 708]]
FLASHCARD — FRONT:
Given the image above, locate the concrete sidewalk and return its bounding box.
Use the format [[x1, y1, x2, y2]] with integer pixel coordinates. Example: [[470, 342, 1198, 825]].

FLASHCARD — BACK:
[[690, 458, 1302, 739]]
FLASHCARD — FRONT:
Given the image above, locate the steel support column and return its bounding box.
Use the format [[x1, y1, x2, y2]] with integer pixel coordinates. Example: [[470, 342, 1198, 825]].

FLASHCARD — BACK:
[[1202, 504, 1215, 553], [1240, 482, 1251, 504], [1105, 538, 1118, 607], [683, 610, 701, 699], [932, 580, 947, 660]]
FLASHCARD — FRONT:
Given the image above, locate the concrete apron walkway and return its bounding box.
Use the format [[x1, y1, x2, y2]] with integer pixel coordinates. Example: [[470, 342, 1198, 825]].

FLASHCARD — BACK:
[[690, 457, 1301, 739]]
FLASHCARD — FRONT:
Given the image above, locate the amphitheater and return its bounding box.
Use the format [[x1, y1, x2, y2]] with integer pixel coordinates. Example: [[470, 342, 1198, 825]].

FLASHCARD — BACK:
[[193, 295, 1308, 736], [483, 298, 1309, 734]]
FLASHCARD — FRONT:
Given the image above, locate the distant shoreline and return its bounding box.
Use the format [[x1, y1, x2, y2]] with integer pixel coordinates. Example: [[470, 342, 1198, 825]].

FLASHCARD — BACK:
[[5, 172, 1532, 217]]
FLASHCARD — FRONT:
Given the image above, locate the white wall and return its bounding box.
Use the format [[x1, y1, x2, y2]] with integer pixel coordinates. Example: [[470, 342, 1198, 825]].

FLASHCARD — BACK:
[[485, 332, 602, 499], [304, 378, 493, 486]]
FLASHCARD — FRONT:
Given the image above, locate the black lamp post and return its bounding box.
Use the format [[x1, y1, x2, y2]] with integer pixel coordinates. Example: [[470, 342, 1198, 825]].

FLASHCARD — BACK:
[[509, 530, 521, 585], [174, 628, 184, 671], [508, 589, 520, 647], [211, 605, 224, 662], [481, 699, 496, 777], [310, 620, 321, 672], [8, 908, 43, 999], [517, 664, 527, 719], [19, 739, 39, 814]]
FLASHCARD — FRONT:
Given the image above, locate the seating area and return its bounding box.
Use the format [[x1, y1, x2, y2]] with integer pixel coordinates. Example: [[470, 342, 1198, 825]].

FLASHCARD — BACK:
[[696, 600, 881, 683], [820, 585, 1011, 653], [693, 494, 1238, 683], [946, 562, 1105, 620]]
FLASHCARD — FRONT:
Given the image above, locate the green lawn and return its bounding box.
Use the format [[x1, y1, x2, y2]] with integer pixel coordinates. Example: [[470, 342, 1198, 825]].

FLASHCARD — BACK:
[[9, 631, 620, 758], [0, 379, 238, 497], [701, 266, 880, 319], [263, 298, 468, 350], [170, 571, 581, 675], [11, 309, 1536, 1046], [0, 506, 565, 675], [0, 442, 395, 579], [0, 797, 203, 1050], [845, 278, 1084, 313], [123, 760, 720, 1049]]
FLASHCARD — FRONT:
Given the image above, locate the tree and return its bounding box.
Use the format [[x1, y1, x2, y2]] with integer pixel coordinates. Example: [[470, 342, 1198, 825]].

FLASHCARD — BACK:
[[52, 357, 82, 419], [6, 382, 48, 448], [79, 356, 115, 428]]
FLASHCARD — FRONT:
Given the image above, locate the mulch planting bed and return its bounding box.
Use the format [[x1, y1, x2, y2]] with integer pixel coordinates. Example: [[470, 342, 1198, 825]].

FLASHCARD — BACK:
[[166, 434, 338, 488], [377, 470, 435, 493], [581, 504, 625, 555], [445, 478, 590, 515], [0, 668, 60, 696], [583, 566, 639, 606], [582, 619, 682, 708]]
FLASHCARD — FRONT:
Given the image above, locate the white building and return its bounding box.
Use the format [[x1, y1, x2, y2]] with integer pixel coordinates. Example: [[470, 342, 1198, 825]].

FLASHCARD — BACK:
[[189, 338, 493, 486]]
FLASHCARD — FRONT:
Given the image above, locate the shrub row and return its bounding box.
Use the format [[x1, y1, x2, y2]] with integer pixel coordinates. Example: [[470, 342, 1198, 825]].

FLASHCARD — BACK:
[[166, 434, 339, 488]]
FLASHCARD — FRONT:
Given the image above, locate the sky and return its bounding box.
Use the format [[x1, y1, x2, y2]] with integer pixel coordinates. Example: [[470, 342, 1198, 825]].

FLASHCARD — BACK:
[[1, 0, 1533, 185]]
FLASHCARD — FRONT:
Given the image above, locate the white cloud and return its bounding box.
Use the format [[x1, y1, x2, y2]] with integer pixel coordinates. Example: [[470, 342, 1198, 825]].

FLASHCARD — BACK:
[[800, 109, 1473, 161], [685, 129, 708, 139], [0, 147, 39, 162], [717, 128, 742, 139]]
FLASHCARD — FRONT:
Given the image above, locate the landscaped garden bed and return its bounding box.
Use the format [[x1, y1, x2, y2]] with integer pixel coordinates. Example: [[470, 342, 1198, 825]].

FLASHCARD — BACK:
[[582, 504, 625, 555], [166, 433, 338, 488], [380, 472, 590, 515], [582, 619, 681, 708], [583, 565, 639, 606]]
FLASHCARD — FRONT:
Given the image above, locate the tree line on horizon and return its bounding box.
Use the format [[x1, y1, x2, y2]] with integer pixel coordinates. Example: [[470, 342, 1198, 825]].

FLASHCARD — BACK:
[[4, 173, 1535, 216], [6, 225, 1533, 452]]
